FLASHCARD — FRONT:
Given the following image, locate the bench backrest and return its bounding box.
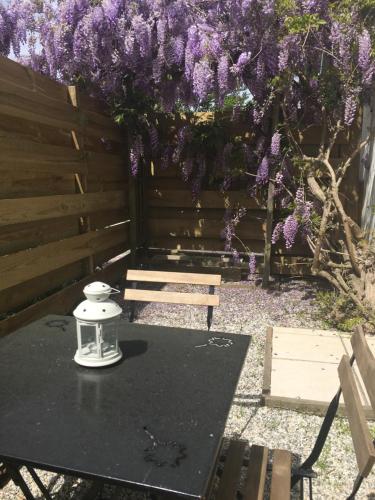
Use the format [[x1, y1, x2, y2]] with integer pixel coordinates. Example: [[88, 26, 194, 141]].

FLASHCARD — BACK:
[[124, 269, 221, 329]]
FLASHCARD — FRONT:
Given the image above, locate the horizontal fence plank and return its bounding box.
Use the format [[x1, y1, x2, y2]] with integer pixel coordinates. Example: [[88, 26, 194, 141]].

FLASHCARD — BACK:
[[0, 216, 80, 256], [148, 237, 265, 253], [0, 261, 84, 315], [0, 135, 86, 172], [0, 83, 122, 142], [0, 173, 75, 199], [0, 254, 128, 338], [148, 189, 265, 209], [0, 55, 67, 101], [0, 191, 127, 226], [148, 218, 265, 240], [149, 207, 266, 220], [0, 223, 129, 292], [124, 288, 219, 306], [126, 269, 221, 286]]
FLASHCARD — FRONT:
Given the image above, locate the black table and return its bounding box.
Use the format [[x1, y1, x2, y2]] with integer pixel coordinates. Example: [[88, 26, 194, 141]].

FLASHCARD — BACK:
[[0, 315, 250, 499]]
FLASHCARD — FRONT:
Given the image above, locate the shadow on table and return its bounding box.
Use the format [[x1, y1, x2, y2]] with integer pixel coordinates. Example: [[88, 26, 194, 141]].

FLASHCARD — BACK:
[[119, 339, 148, 361]]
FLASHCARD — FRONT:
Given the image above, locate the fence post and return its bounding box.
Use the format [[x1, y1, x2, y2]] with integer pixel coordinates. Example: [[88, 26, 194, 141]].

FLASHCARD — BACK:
[[67, 85, 94, 275], [262, 99, 280, 287], [128, 155, 138, 268]]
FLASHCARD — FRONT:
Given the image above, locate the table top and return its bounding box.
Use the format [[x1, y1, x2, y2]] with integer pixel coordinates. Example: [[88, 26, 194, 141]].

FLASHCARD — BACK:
[[0, 315, 250, 499]]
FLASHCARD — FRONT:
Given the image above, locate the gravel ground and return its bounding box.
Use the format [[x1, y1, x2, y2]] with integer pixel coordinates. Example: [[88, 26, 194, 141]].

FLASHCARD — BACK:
[[1, 278, 374, 499]]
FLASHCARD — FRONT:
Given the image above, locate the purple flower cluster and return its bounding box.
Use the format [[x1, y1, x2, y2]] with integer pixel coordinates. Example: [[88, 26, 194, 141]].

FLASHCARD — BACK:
[[270, 132, 281, 156], [248, 253, 256, 275], [358, 29, 374, 86], [344, 94, 357, 126], [271, 221, 284, 244], [193, 59, 213, 101], [130, 135, 144, 176], [256, 156, 269, 184], [283, 215, 299, 249]]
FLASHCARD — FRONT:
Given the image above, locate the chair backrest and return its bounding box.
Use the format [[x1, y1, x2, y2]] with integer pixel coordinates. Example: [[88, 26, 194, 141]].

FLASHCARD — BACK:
[[124, 269, 221, 329], [338, 326, 375, 480], [293, 325, 375, 497]]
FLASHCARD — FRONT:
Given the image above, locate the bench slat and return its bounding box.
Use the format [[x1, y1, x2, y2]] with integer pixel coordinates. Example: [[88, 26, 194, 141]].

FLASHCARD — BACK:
[[243, 445, 269, 500], [338, 355, 375, 477], [269, 449, 291, 500], [126, 269, 221, 286], [124, 288, 219, 307], [216, 440, 247, 500], [351, 326, 375, 410]]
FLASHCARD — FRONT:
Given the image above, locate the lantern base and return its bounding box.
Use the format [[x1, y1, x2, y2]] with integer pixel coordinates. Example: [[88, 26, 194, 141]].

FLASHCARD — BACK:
[[74, 348, 123, 368]]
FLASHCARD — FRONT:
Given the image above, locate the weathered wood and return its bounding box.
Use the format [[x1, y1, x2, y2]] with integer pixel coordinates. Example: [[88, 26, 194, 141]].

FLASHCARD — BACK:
[[262, 179, 275, 287], [148, 237, 265, 253], [124, 288, 219, 306], [0, 191, 126, 226], [148, 189, 265, 209], [269, 449, 292, 500], [216, 440, 246, 500], [0, 216, 80, 256], [0, 55, 67, 100], [0, 82, 122, 142], [0, 135, 85, 170], [338, 355, 375, 476], [263, 394, 375, 419], [126, 269, 221, 286], [262, 327, 273, 398], [148, 218, 265, 240], [351, 325, 375, 410], [0, 223, 129, 292], [0, 255, 128, 338], [0, 173, 75, 199], [243, 445, 269, 500], [0, 262, 84, 315]]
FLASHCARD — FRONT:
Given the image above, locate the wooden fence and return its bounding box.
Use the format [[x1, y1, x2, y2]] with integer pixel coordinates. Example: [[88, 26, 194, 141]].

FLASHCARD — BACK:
[[0, 56, 130, 337], [141, 115, 361, 278]]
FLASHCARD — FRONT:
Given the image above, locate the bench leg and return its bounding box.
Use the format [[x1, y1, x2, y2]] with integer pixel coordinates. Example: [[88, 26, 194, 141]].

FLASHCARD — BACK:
[[206, 286, 215, 330]]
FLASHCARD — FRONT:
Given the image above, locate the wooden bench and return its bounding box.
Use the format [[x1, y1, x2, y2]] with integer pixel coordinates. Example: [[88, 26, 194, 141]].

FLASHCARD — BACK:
[[124, 270, 221, 330], [211, 325, 375, 499]]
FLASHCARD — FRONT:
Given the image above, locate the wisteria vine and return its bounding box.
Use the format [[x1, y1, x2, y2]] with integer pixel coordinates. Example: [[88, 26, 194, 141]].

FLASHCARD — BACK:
[[1, 0, 375, 314]]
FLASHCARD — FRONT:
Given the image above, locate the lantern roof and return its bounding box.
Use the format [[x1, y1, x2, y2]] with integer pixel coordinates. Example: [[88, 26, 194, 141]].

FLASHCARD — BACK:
[[73, 298, 122, 321], [73, 281, 122, 321]]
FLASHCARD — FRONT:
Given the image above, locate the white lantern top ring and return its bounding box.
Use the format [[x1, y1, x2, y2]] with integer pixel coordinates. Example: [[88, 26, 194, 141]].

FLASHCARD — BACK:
[[73, 281, 122, 322]]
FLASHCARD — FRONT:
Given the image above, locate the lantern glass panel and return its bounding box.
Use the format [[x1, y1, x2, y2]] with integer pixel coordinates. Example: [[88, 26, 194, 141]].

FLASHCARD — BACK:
[[80, 323, 98, 357], [102, 320, 118, 355]]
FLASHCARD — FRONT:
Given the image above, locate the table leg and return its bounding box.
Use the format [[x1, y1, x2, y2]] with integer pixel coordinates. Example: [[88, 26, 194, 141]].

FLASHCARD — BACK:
[[26, 466, 53, 500]]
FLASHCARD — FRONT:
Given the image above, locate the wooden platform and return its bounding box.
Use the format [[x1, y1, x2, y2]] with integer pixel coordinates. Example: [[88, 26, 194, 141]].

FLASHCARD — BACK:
[[262, 326, 375, 418]]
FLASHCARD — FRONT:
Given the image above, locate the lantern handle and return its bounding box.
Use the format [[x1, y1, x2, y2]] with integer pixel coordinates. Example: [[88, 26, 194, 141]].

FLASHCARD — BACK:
[[110, 287, 121, 294]]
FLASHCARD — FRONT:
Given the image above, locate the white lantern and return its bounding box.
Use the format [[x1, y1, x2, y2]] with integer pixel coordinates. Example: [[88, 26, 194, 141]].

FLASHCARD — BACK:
[[73, 282, 123, 368]]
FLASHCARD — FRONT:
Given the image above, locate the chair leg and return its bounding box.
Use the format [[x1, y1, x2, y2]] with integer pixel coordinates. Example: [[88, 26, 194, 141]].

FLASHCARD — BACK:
[[346, 474, 364, 500]]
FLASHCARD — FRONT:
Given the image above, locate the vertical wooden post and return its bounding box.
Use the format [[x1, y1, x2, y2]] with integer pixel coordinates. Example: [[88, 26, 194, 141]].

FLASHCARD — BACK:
[[128, 131, 138, 268], [262, 180, 275, 287], [67, 85, 94, 275], [262, 100, 280, 288]]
